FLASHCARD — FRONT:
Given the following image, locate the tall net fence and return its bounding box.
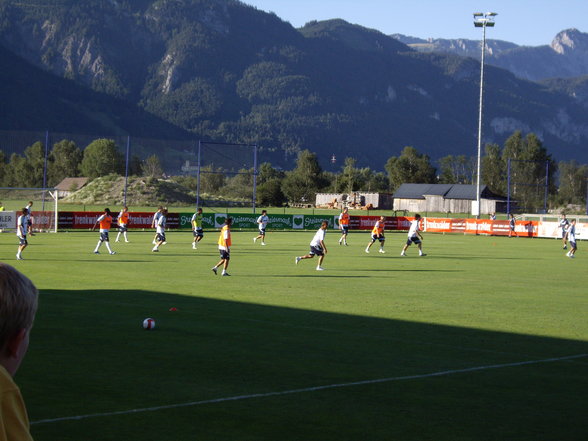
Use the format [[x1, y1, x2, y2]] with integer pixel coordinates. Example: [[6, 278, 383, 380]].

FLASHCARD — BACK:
[[192, 141, 258, 210], [507, 159, 550, 214]]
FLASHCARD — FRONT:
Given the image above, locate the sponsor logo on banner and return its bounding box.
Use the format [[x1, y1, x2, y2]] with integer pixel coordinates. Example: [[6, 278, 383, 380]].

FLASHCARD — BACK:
[[292, 215, 304, 229], [214, 213, 227, 228]]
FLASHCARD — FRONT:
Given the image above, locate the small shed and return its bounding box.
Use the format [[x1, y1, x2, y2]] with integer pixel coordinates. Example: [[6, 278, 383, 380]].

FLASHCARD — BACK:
[[393, 184, 506, 214], [55, 177, 89, 198]]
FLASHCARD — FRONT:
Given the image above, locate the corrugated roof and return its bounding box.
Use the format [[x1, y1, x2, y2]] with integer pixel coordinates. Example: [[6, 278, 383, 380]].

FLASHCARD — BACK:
[[393, 183, 498, 200]]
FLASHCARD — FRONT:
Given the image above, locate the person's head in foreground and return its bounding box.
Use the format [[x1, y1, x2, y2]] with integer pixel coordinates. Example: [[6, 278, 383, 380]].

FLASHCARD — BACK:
[[0, 264, 38, 376]]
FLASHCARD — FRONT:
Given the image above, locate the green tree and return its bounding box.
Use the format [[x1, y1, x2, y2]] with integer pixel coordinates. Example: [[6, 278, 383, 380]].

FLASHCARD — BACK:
[[80, 139, 124, 179], [481, 143, 506, 195], [141, 154, 164, 178], [502, 132, 556, 211], [281, 150, 326, 203], [340, 157, 360, 194], [557, 160, 588, 205], [3, 153, 26, 187], [48, 139, 82, 186], [223, 168, 254, 199], [257, 179, 286, 206], [0, 151, 6, 186], [439, 155, 475, 184], [22, 141, 46, 187], [385, 146, 436, 192], [257, 162, 284, 184]]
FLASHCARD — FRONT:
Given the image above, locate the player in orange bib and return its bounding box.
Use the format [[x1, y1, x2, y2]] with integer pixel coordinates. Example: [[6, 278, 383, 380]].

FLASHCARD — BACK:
[[338, 207, 350, 246], [212, 217, 232, 276], [365, 216, 386, 254], [92, 208, 116, 255], [115, 206, 130, 243]]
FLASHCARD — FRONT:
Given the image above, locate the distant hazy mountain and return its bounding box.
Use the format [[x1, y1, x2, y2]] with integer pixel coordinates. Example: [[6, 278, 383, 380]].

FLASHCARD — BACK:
[[392, 29, 588, 82], [1, 0, 588, 169]]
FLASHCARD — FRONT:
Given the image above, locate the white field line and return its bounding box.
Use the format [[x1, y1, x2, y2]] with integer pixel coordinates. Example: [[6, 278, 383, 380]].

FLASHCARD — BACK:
[[31, 353, 587, 426]]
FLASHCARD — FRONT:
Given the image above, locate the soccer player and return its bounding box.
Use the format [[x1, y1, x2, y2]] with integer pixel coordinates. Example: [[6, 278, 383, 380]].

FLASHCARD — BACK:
[[24, 201, 34, 236], [295, 220, 328, 271], [115, 206, 130, 243], [559, 214, 570, 249], [92, 208, 116, 255], [151, 206, 164, 245], [365, 216, 386, 253], [152, 208, 168, 252], [16, 208, 28, 260], [565, 219, 577, 258], [212, 217, 232, 276], [338, 207, 350, 246], [253, 210, 269, 245], [508, 213, 518, 238], [191, 207, 204, 249], [401, 213, 426, 256], [0, 263, 38, 441]]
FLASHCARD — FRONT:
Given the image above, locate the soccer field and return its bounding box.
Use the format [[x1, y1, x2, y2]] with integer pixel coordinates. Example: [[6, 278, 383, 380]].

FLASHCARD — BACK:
[[4, 229, 587, 441]]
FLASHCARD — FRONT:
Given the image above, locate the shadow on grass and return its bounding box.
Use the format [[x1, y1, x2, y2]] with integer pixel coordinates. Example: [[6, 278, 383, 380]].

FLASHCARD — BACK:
[[24, 289, 587, 441]]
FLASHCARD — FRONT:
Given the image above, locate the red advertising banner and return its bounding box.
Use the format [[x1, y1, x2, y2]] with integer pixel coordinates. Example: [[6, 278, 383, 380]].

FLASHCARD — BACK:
[[58, 212, 179, 229], [349, 216, 414, 230], [423, 218, 538, 237]]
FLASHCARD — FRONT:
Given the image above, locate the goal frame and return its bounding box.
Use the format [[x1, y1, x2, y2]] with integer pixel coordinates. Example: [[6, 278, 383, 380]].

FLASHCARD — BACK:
[[0, 187, 58, 233]]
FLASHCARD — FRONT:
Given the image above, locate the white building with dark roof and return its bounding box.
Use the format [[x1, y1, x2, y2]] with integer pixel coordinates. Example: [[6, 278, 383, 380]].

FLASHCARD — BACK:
[[392, 184, 506, 215]]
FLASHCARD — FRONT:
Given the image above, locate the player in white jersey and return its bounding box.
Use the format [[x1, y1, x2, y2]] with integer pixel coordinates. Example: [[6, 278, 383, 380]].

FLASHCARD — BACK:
[[253, 210, 269, 245], [565, 219, 577, 258], [559, 214, 570, 249], [401, 214, 426, 256], [152, 209, 168, 252], [151, 206, 164, 245], [25, 201, 34, 236], [16, 208, 28, 260], [295, 221, 328, 271]]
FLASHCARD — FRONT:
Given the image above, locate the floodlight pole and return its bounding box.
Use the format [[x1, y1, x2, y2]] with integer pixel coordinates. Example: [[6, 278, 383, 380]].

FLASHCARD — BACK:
[[473, 12, 496, 218], [124, 136, 130, 207]]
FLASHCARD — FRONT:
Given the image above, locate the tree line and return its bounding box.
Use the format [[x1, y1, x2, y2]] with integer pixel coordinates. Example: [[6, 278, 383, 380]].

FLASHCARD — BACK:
[[0, 131, 585, 212]]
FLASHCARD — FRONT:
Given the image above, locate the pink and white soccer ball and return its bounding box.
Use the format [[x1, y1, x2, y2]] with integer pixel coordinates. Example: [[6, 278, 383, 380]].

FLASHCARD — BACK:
[[143, 318, 155, 330]]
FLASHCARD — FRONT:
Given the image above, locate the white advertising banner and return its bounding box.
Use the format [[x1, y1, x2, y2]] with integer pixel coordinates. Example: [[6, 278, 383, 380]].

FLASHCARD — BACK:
[[0, 211, 16, 230]]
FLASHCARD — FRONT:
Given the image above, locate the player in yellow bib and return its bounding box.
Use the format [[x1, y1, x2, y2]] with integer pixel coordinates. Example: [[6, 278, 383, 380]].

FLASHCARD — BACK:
[[212, 217, 232, 276], [365, 216, 386, 254], [115, 206, 130, 243]]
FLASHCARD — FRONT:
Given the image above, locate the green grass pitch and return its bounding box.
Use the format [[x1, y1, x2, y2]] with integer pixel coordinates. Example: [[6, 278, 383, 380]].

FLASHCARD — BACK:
[[3, 229, 587, 441]]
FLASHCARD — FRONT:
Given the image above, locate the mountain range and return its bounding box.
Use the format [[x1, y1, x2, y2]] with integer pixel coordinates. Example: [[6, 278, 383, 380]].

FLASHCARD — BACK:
[[1, 0, 588, 171]]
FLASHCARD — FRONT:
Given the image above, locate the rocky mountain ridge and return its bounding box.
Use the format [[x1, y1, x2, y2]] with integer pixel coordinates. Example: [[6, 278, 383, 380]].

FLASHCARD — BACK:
[[393, 28, 588, 82], [1, 0, 588, 167]]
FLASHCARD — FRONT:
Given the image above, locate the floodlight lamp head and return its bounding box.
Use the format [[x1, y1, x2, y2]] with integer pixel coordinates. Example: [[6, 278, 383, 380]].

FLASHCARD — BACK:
[[473, 12, 483, 17], [486, 12, 498, 16]]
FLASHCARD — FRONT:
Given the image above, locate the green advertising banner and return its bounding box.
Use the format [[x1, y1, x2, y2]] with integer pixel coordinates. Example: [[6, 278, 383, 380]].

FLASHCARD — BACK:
[[178, 212, 337, 230]]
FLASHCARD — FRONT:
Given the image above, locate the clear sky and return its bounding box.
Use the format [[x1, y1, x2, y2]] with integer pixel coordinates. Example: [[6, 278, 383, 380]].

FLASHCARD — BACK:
[[240, 0, 588, 47]]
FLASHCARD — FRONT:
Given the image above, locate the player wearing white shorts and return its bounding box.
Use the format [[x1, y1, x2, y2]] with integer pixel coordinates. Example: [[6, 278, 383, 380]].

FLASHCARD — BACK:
[[559, 214, 570, 249], [253, 210, 269, 245], [565, 219, 577, 258], [152, 209, 168, 252], [16, 208, 28, 260], [295, 221, 328, 271], [401, 214, 425, 256]]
